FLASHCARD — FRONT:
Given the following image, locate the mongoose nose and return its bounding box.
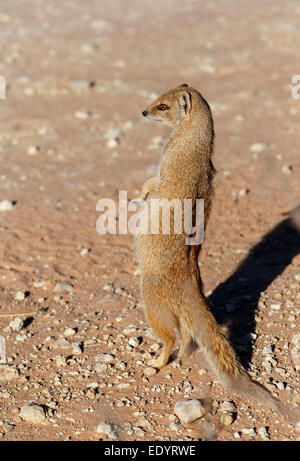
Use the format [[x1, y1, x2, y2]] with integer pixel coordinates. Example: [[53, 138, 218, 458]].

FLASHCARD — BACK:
[[142, 110, 149, 117]]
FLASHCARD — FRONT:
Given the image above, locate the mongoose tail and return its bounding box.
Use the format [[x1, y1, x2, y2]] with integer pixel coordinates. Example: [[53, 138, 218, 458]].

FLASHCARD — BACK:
[[183, 287, 300, 420]]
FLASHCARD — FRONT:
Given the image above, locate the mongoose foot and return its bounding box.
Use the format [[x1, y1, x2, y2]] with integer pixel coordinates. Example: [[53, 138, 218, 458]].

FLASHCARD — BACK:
[[148, 357, 168, 369]]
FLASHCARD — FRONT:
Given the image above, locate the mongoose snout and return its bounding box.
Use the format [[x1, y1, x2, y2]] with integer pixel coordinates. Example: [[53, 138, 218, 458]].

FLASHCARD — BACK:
[[142, 110, 149, 117]]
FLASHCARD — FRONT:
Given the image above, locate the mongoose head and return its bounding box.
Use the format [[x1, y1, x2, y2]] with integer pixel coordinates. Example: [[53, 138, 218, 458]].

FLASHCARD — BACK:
[[142, 84, 212, 129]]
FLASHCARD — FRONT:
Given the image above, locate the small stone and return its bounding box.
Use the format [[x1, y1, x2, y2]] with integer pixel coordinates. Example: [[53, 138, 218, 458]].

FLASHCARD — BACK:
[[9, 317, 23, 332], [15, 291, 25, 301], [74, 110, 92, 120], [0, 365, 19, 381], [136, 416, 153, 431], [170, 422, 179, 431], [282, 165, 292, 174], [102, 283, 112, 291], [144, 367, 157, 376], [239, 188, 249, 197], [95, 363, 108, 373], [96, 353, 114, 362], [0, 200, 15, 211], [106, 138, 119, 148], [86, 389, 96, 399], [174, 399, 205, 424], [64, 328, 76, 337], [19, 404, 45, 424], [16, 334, 27, 342], [53, 283, 74, 293], [241, 427, 256, 437], [220, 413, 234, 426], [55, 356, 67, 367], [295, 421, 300, 433], [33, 280, 47, 288], [52, 337, 70, 349], [276, 381, 285, 390], [117, 383, 130, 389], [96, 421, 116, 439], [72, 343, 82, 355], [133, 427, 145, 437], [258, 426, 269, 440], [104, 128, 121, 148], [80, 43, 97, 54], [27, 145, 40, 156], [270, 303, 281, 310], [250, 142, 268, 152], [128, 337, 139, 348], [69, 80, 93, 93], [198, 368, 207, 375], [220, 400, 236, 412], [262, 345, 273, 355]]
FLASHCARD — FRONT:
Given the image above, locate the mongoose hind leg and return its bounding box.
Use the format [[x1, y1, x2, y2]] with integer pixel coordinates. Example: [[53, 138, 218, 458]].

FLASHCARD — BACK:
[[146, 306, 176, 369], [177, 320, 192, 361]]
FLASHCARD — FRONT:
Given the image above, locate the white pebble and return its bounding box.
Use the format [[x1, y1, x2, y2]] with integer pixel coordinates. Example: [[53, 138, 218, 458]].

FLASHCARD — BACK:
[[74, 110, 92, 120], [19, 404, 46, 424], [250, 142, 268, 152], [27, 145, 40, 155], [174, 399, 205, 424], [258, 426, 269, 440], [53, 283, 74, 293], [97, 353, 114, 363], [64, 327, 76, 337], [282, 165, 292, 174], [95, 363, 108, 373], [15, 291, 25, 300], [9, 317, 24, 331], [0, 200, 14, 211], [241, 427, 256, 437], [270, 303, 281, 310], [128, 337, 139, 348], [96, 421, 116, 439], [0, 365, 19, 381]]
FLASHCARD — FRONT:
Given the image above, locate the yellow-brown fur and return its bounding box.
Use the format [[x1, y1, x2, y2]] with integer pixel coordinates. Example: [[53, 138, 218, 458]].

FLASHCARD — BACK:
[[135, 84, 299, 419]]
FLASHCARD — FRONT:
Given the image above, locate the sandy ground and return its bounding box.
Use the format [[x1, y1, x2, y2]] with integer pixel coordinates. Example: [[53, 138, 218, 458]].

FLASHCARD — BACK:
[[0, 0, 299, 441]]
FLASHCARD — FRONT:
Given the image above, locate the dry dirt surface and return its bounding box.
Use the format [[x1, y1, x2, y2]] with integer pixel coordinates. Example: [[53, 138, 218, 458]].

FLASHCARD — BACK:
[[0, 0, 299, 442]]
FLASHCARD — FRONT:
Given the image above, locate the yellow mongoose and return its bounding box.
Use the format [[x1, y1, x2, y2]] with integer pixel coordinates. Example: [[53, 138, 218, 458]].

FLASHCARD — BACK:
[[135, 84, 299, 420]]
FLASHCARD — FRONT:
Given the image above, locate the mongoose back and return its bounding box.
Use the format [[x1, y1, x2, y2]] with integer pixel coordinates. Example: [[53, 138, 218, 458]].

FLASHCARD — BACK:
[[135, 84, 300, 421]]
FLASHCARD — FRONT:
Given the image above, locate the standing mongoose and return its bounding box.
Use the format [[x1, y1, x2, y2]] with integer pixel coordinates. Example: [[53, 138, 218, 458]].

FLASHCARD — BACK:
[[135, 84, 299, 419]]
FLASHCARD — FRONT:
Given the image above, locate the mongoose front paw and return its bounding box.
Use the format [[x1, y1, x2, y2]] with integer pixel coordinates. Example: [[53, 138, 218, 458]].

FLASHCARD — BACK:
[[140, 176, 160, 200]]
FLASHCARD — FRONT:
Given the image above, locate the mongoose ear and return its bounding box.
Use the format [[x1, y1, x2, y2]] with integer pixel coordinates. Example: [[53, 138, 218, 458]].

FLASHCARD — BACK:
[[178, 83, 189, 88], [178, 91, 192, 114]]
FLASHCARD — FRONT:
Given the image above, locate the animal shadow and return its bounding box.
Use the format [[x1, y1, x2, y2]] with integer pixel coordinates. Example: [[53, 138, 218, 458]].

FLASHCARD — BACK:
[[209, 210, 300, 369]]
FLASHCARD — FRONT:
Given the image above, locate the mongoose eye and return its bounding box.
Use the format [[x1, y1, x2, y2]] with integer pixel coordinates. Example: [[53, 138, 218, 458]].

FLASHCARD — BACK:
[[157, 104, 168, 111]]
